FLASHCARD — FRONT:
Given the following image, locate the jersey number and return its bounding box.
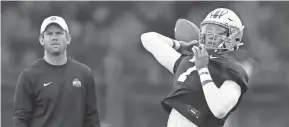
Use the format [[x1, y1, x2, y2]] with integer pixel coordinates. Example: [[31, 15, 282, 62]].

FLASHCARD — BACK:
[[177, 66, 197, 82]]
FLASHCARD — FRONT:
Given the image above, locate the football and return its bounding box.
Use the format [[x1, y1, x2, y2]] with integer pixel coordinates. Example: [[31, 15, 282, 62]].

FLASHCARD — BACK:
[[174, 18, 200, 43]]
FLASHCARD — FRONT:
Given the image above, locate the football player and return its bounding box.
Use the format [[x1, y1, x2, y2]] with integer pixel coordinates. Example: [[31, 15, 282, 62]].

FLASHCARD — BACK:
[[141, 8, 249, 127]]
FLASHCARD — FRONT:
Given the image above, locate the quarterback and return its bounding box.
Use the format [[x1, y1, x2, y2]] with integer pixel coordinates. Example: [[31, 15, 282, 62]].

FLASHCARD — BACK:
[[141, 8, 249, 127]]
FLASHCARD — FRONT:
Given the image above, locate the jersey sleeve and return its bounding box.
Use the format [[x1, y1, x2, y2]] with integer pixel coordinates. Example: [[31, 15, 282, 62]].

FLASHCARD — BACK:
[[13, 71, 34, 127], [84, 69, 100, 127], [223, 66, 249, 94], [173, 54, 187, 74]]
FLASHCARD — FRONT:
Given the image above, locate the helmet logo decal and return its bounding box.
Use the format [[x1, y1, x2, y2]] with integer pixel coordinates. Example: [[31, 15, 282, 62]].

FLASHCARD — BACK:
[[210, 9, 228, 19]]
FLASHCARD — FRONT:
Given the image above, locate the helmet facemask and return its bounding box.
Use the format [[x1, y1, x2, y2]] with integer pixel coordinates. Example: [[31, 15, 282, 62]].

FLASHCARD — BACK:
[[199, 23, 244, 54]]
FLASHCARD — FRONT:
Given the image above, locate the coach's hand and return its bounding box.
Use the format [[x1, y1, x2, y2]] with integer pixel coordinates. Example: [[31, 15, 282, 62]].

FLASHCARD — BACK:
[[177, 40, 199, 56], [192, 44, 209, 70]]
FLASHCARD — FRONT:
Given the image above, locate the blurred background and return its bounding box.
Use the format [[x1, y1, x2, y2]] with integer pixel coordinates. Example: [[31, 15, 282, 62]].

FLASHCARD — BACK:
[[1, 1, 289, 127]]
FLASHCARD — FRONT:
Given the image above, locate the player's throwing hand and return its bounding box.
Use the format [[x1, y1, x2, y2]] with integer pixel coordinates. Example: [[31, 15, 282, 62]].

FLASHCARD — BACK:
[[176, 40, 199, 56], [192, 44, 209, 71]]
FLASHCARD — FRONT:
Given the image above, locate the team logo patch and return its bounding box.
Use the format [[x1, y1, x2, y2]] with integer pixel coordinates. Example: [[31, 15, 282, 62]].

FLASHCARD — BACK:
[[72, 78, 82, 87]]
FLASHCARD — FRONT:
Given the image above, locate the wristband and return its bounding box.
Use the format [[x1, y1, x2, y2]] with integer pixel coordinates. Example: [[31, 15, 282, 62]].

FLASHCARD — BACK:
[[198, 67, 209, 75], [201, 79, 213, 86], [199, 73, 212, 82], [198, 68, 213, 86]]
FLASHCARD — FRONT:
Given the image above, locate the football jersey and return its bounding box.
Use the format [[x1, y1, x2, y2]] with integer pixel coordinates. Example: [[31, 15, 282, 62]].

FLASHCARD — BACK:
[[161, 55, 249, 127]]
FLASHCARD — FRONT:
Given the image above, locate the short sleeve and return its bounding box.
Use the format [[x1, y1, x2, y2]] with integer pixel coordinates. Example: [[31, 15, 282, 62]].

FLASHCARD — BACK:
[[173, 55, 187, 74], [223, 67, 249, 94]]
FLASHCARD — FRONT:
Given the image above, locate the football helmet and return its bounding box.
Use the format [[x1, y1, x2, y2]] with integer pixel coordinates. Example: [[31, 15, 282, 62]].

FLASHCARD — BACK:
[[199, 8, 245, 53]]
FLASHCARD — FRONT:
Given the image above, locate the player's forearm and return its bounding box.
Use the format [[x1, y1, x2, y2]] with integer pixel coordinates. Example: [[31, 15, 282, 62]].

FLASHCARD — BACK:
[[141, 32, 179, 51], [198, 68, 230, 118]]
